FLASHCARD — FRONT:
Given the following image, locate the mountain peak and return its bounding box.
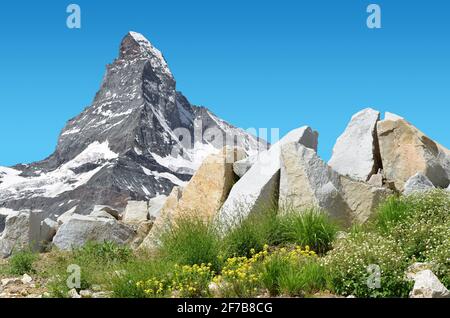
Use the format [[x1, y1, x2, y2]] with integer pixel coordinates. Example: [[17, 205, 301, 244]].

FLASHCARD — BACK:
[[119, 32, 170, 72]]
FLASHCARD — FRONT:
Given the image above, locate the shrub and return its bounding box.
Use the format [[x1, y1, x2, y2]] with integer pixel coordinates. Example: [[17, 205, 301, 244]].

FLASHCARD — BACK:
[[8, 249, 38, 275], [278, 208, 338, 254], [322, 232, 412, 298], [158, 215, 222, 271], [375, 190, 450, 261]]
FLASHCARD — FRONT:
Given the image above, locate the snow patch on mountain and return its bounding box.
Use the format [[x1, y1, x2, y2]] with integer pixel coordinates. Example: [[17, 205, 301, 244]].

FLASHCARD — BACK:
[[0, 141, 118, 200]]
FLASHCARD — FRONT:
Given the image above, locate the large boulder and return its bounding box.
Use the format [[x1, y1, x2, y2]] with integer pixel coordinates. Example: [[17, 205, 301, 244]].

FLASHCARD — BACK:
[[377, 118, 450, 190], [122, 201, 149, 224], [409, 270, 450, 298], [403, 173, 435, 195], [0, 211, 30, 258], [329, 108, 381, 182], [0, 208, 12, 233], [279, 142, 352, 225], [217, 127, 319, 229], [53, 214, 135, 251], [174, 147, 246, 222], [339, 176, 391, 224]]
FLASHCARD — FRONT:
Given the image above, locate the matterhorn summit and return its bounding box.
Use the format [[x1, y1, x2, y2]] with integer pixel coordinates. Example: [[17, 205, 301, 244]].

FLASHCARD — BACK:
[[0, 32, 264, 219]]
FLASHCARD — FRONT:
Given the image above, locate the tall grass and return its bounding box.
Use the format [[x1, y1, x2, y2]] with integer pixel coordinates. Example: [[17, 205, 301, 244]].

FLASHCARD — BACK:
[[158, 214, 222, 271], [278, 208, 338, 254]]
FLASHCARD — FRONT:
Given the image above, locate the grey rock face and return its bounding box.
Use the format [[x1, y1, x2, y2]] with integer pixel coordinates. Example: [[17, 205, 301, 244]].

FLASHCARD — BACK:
[[403, 173, 435, 195], [0, 32, 264, 220], [0, 211, 30, 258], [53, 214, 136, 251], [329, 108, 381, 182], [409, 270, 450, 298], [122, 201, 148, 224], [279, 142, 352, 225]]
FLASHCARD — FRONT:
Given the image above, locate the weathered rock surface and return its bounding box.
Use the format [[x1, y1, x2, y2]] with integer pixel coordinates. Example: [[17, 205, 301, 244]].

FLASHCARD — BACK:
[[403, 173, 435, 195], [122, 201, 149, 224], [279, 142, 352, 225], [0, 211, 30, 258], [53, 214, 135, 251], [233, 155, 256, 178], [329, 108, 381, 182], [409, 270, 450, 298], [339, 176, 391, 224], [217, 127, 319, 229], [377, 118, 450, 190], [56, 208, 76, 225]]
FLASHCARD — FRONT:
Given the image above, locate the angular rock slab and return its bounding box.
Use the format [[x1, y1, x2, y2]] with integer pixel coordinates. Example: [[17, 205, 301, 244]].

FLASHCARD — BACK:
[[403, 173, 435, 195], [339, 176, 391, 224], [122, 201, 149, 224], [329, 108, 381, 182], [217, 127, 319, 230], [53, 214, 135, 251], [0, 211, 30, 258], [377, 119, 450, 190], [409, 270, 450, 298], [279, 142, 352, 225]]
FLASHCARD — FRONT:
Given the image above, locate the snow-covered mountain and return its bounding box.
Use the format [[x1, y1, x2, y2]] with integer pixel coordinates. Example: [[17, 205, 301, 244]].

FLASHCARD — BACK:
[[0, 31, 265, 219]]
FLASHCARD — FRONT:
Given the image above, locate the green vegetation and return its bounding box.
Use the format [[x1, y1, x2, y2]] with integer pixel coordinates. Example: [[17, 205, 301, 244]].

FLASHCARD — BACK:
[[8, 249, 38, 275], [4, 190, 448, 298]]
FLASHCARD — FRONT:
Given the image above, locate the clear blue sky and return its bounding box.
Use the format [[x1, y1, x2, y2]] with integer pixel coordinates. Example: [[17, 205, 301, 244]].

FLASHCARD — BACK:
[[0, 0, 449, 166]]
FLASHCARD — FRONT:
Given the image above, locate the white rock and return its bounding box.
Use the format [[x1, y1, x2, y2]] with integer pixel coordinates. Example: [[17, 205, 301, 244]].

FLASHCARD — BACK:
[[122, 201, 148, 224], [233, 155, 256, 178], [1, 277, 22, 287], [406, 262, 433, 281], [0, 211, 30, 258], [79, 290, 93, 298], [403, 173, 435, 195], [217, 126, 318, 230], [21, 274, 33, 284], [147, 195, 168, 220], [53, 214, 135, 251], [68, 288, 81, 299], [409, 270, 450, 298], [57, 208, 76, 225], [279, 142, 352, 225], [329, 108, 381, 182]]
